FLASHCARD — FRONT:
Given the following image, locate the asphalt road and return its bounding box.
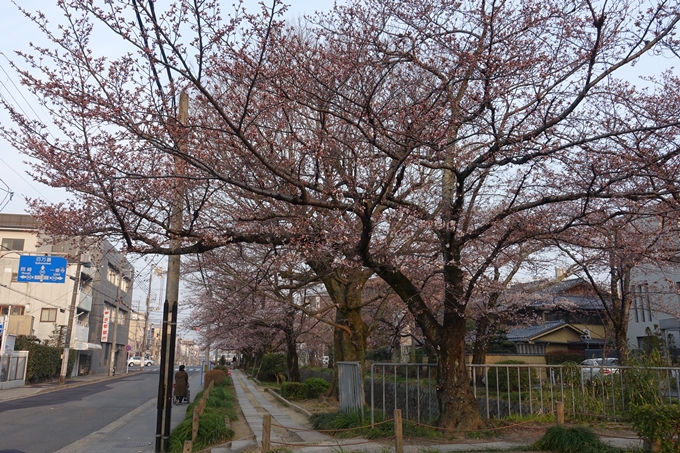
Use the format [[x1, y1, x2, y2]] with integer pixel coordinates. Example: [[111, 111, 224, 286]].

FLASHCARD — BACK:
[[0, 369, 161, 453]]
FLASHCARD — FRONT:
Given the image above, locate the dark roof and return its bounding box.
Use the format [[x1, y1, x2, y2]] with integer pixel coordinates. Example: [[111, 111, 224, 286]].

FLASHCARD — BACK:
[[533, 294, 604, 310], [512, 277, 605, 310], [506, 320, 581, 342]]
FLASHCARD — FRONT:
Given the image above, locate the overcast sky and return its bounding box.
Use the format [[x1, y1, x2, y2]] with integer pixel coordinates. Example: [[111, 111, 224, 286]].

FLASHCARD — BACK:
[[0, 0, 330, 215], [0, 1, 331, 334]]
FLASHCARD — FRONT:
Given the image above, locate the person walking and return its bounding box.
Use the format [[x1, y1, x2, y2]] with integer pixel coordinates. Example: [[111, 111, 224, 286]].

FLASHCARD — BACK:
[[174, 365, 189, 404]]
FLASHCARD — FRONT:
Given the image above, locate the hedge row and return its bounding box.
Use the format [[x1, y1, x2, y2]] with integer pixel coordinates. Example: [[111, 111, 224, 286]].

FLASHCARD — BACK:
[[15, 336, 75, 384], [168, 383, 237, 452], [280, 377, 330, 400], [545, 351, 586, 365]]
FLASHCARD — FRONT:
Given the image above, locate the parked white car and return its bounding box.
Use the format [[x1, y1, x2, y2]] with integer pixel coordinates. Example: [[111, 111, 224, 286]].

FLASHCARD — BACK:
[[580, 358, 619, 380], [128, 356, 155, 367]]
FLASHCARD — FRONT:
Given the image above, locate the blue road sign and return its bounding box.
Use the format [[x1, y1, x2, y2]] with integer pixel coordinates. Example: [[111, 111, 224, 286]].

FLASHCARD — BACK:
[[17, 255, 67, 283]]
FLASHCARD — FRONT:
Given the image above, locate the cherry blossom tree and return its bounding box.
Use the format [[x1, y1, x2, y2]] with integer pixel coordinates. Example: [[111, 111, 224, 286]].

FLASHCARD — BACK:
[[2, 0, 680, 431], [550, 208, 680, 359]]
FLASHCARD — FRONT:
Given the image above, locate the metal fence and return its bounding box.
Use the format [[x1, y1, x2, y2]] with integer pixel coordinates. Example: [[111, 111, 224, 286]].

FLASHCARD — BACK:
[[469, 363, 680, 420], [367, 362, 680, 423], [369, 362, 438, 425], [0, 353, 27, 382]]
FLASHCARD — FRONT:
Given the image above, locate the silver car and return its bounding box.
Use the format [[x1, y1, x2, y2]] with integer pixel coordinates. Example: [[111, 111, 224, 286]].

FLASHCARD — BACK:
[[127, 356, 155, 367], [580, 358, 619, 380]]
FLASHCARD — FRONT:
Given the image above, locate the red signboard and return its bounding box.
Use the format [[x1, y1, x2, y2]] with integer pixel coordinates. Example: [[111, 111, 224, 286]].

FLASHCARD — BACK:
[[101, 309, 110, 342]]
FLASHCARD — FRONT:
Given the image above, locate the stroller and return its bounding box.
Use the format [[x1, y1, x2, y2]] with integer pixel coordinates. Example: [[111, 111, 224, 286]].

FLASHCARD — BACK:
[[173, 384, 190, 405]]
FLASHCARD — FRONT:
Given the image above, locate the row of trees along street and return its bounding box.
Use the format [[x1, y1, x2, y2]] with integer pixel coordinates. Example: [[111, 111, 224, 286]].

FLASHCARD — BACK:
[[2, 0, 680, 432]]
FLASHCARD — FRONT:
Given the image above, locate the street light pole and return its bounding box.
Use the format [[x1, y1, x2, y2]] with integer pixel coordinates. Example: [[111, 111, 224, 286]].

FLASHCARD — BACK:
[[59, 257, 82, 385], [156, 91, 187, 453]]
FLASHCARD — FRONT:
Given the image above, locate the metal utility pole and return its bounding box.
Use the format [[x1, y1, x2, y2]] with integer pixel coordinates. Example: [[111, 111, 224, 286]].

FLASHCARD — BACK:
[[59, 256, 82, 385], [141, 270, 153, 371], [156, 91, 188, 453], [109, 260, 125, 376]]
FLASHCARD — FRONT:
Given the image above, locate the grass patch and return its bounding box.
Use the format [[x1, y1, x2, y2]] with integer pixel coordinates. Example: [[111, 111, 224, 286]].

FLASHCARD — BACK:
[[530, 426, 624, 453], [169, 384, 237, 452], [311, 410, 445, 440]]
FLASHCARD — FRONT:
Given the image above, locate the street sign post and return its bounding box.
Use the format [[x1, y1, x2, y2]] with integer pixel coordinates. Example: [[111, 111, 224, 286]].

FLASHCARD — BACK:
[[0, 316, 7, 359], [17, 255, 67, 283]]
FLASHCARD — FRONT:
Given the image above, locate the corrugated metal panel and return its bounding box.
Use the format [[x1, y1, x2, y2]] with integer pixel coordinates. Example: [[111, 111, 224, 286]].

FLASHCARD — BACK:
[[338, 361, 363, 420]]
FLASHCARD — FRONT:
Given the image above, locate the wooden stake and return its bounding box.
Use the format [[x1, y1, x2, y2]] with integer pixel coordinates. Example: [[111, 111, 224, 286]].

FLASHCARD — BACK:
[[556, 401, 564, 426], [394, 409, 403, 453], [182, 440, 192, 453], [192, 406, 200, 441], [261, 413, 271, 453]]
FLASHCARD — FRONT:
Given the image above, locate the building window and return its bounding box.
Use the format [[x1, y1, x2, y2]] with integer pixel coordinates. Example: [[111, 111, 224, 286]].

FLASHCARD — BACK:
[[638, 285, 646, 322], [645, 285, 652, 322], [0, 306, 25, 316], [632, 287, 639, 323], [1, 238, 25, 251], [122, 276, 131, 293], [40, 308, 57, 322], [107, 265, 119, 285]]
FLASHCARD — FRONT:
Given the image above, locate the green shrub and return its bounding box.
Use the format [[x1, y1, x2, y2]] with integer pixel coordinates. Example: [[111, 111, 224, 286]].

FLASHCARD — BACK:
[[281, 382, 307, 400], [485, 360, 537, 392], [257, 353, 286, 382], [365, 349, 391, 361], [623, 350, 671, 410], [304, 377, 330, 398], [531, 426, 620, 453], [213, 365, 230, 375], [630, 404, 680, 453], [545, 351, 586, 365], [14, 335, 75, 384], [169, 383, 236, 452]]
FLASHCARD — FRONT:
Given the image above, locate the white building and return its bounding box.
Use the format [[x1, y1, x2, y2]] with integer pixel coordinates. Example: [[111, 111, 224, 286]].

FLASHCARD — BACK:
[[628, 263, 680, 353], [0, 213, 133, 376]]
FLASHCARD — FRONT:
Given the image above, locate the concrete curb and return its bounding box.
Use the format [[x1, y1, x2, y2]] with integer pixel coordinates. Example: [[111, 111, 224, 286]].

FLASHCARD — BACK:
[[207, 436, 257, 453], [265, 388, 314, 418]]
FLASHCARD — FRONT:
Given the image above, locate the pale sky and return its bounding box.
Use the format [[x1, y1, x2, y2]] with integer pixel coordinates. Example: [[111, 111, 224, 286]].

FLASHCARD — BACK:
[[0, 1, 330, 214], [0, 1, 332, 333]]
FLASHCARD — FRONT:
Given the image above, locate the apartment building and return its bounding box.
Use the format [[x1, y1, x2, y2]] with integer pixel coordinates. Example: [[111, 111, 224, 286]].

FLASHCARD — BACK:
[[0, 213, 133, 376]]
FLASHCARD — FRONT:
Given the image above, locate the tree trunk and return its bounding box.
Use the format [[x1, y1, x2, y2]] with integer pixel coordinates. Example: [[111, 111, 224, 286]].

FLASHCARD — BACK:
[[471, 317, 490, 385], [610, 264, 632, 362], [284, 326, 301, 382], [326, 296, 369, 398], [308, 260, 372, 400], [437, 315, 480, 431], [471, 317, 490, 365]]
